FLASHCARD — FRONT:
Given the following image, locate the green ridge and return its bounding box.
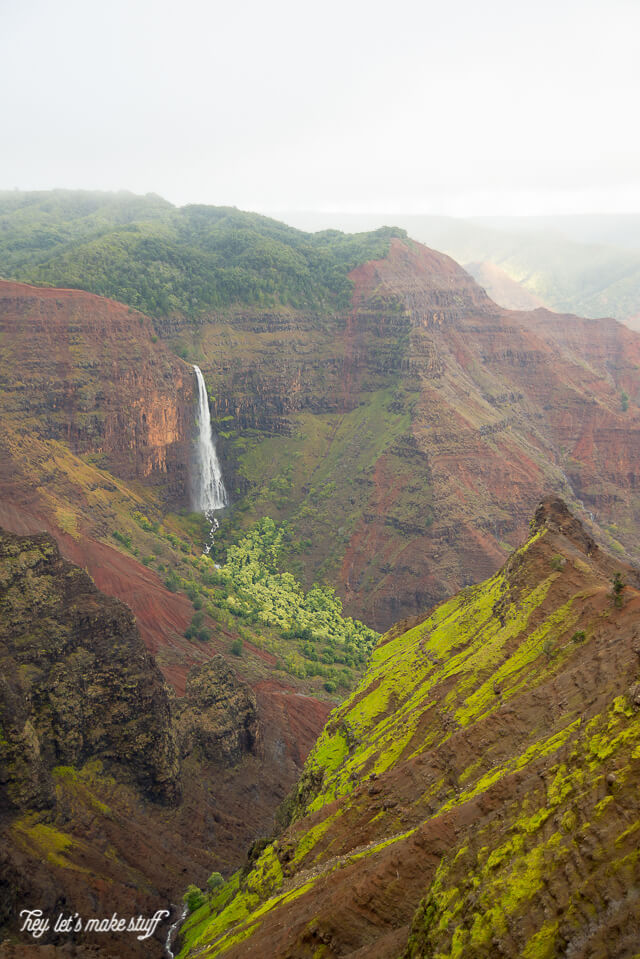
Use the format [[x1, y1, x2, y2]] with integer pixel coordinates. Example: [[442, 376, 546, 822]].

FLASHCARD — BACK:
[[178, 507, 640, 958]]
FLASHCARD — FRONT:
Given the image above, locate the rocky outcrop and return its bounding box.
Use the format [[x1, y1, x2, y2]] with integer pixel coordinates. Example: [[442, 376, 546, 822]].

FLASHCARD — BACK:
[[0, 528, 183, 956], [177, 656, 261, 764], [179, 499, 640, 959], [0, 528, 180, 808]]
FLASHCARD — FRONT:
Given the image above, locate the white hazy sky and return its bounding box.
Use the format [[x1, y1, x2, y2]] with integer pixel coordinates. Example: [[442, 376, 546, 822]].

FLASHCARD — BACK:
[[2, 0, 640, 216]]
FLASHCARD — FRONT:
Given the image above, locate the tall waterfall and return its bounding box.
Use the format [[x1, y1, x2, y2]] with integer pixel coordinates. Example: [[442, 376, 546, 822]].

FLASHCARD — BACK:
[[193, 365, 227, 526]]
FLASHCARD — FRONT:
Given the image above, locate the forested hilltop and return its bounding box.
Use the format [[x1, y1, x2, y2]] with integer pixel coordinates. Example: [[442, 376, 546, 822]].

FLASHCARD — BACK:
[[0, 190, 404, 315]]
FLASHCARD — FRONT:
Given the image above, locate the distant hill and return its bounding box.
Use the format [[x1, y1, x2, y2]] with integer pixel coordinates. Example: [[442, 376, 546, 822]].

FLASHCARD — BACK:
[[273, 209, 640, 329], [464, 260, 547, 311]]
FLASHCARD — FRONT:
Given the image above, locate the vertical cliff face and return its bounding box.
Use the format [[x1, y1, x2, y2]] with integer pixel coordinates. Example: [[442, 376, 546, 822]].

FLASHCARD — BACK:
[[0, 528, 183, 957], [177, 656, 261, 765], [0, 280, 195, 504]]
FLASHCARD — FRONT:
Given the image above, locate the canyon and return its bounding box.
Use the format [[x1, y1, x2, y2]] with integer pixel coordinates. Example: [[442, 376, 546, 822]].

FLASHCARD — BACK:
[[2, 194, 640, 957], [4, 194, 640, 632]]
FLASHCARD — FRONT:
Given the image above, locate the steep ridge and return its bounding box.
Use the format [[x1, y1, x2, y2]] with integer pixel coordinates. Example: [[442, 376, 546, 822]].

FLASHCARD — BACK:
[[178, 498, 640, 959], [203, 237, 640, 629]]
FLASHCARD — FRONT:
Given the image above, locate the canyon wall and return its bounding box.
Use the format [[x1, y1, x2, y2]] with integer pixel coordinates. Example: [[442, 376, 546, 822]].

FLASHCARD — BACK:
[[0, 280, 195, 505], [195, 239, 640, 629]]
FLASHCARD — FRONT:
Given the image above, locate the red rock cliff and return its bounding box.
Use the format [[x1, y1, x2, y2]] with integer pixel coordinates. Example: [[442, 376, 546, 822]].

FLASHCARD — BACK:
[[0, 279, 195, 503]]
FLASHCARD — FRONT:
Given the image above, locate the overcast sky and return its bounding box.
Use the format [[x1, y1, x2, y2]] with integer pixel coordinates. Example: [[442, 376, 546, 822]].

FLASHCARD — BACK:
[[2, 0, 640, 216]]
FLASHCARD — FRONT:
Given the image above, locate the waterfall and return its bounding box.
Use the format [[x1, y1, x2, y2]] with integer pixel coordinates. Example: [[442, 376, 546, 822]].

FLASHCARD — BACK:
[[193, 365, 227, 544], [165, 904, 187, 959]]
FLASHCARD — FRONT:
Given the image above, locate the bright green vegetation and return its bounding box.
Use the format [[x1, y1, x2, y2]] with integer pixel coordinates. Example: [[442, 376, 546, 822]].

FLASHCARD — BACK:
[[184, 885, 207, 913], [177, 869, 317, 959], [218, 518, 377, 655], [405, 693, 640, 958], [0, 190, 405, 315], [179, 513, 640, 958], [115, 509, 378, 694], [12, 818, 89, 874], [287, 529, 582, 816]]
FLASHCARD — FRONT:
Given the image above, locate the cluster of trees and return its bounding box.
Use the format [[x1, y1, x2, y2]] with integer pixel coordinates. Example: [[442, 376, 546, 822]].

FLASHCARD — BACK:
[[0, 191, 406, 316], [111, 507, 378, 692], [217, 517, 378, 663]]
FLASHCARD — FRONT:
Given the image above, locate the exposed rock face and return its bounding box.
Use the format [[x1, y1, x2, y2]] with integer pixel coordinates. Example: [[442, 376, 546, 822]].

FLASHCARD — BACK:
[[0, 528, 180, 808], [0, 528, 182, 956], [0, 279, 195, 504], [197, 238, 640, 629], [178, 656, 261, 764], [0, 528, 330, 958], [180, 499, 640, 959]]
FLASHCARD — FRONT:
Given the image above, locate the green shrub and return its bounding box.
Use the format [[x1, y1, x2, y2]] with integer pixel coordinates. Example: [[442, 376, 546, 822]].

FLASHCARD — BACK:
[[230, 639, 243, 656], [164, 571, 180, 593], [112, 530, 132, 549], [612, 572, 625, 607], [206, 872, 225, 893], [183, 885, 205, 913]]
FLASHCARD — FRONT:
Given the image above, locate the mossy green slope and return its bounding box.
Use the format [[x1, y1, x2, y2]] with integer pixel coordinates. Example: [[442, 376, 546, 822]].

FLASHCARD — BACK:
[[179, 498, 640, 959]]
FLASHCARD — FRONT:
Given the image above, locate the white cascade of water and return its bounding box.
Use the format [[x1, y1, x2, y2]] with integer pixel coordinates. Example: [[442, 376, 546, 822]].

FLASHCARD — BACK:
[[165, 904, 188, 959], [193, 366, 227, 540]]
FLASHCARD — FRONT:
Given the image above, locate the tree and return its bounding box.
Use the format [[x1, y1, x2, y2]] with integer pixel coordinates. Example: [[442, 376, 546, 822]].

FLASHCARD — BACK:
[[183, 885, 205, 913], [206, 872, 225, 894]]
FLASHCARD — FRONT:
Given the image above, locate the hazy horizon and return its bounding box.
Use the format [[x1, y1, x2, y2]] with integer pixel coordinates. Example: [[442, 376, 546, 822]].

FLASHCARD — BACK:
[[4, 187, 640, 223]]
